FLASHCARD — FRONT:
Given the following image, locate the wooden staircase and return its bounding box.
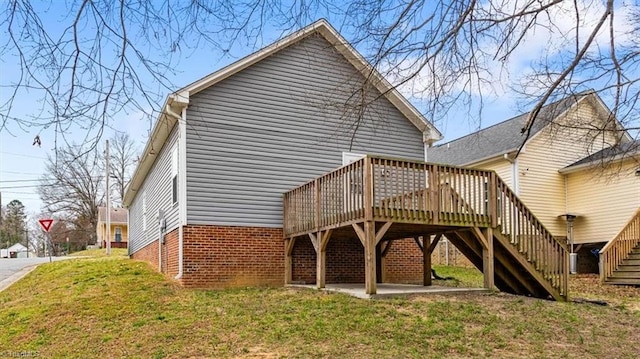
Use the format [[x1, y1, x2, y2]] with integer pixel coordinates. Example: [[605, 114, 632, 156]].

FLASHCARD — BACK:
[[600, 208, 640, 286], [605, 245, 640, 285]]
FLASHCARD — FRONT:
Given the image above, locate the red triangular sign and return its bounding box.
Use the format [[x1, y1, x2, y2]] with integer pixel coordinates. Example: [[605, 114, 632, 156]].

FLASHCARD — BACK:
[[39, 219, 54, 232]]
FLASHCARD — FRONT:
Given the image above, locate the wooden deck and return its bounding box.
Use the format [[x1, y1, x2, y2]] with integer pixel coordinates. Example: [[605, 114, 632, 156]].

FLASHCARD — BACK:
[[283, 155, 569, 300]]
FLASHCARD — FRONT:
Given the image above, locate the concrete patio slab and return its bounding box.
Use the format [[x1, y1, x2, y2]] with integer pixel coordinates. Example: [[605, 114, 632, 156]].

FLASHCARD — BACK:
[[288, 283, 489, 299]]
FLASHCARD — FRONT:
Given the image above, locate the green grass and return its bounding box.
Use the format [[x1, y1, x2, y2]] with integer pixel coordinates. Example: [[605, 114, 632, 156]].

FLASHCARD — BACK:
[[69, 248, 128, 257], [0, 254, 639, 358], [432, 264, 485, 288]]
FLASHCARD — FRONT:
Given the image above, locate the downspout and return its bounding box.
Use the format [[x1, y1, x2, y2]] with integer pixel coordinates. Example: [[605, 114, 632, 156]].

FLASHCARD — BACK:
[[175, 107, 187, 280], [503, 153, 519, 195], [158, 213, 163, 272], [422, 131, 434, 163], [164, 105, 183, 278]]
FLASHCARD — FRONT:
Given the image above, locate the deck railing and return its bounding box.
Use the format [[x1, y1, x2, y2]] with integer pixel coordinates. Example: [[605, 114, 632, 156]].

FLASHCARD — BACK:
[[283, 156, 495, 237], [600, 208, 640, 281], [496, 180, 569, 297]]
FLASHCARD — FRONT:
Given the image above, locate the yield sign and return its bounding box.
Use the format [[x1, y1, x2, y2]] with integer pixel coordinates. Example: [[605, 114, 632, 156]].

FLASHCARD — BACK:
[[39, 219, 54, 232]]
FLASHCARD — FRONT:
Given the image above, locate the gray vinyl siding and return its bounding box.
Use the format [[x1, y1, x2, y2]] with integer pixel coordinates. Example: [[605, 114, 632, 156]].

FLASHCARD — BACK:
[[129, 125, 180, 254], [186, 33, 425, 227]]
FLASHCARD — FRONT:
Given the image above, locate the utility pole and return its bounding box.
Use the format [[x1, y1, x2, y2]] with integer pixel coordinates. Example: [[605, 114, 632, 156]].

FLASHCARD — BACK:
[[106, 139, 111, 255]]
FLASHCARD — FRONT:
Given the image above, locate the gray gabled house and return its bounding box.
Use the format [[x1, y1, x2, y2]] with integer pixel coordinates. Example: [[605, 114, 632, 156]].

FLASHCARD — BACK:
[[123, 19, 442, 288]]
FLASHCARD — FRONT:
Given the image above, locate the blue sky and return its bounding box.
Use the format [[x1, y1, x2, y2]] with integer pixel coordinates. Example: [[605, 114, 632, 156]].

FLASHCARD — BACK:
[[1, 1, 633, 216]]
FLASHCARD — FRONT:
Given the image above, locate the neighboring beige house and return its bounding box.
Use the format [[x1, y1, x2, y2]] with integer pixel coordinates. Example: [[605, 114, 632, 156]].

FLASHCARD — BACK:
[[96, 207, 129, 248], [429, 91, 640, 272]]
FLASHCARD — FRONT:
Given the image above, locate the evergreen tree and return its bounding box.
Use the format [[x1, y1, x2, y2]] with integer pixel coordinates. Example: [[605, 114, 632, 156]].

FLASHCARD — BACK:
[[1, 200, 27, 248]]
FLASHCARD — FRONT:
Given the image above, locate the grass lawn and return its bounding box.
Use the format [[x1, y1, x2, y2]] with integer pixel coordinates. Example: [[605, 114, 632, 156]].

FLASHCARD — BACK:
[[0, 254, 638, 358]]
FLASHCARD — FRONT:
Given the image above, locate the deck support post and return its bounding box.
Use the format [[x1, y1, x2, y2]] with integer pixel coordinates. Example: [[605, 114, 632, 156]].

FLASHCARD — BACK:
[[362, 157, 378, 295], [423, 236, 432, 286], [482, 227, 495, 289], [284, 237, 296, 285], [310, 230, 332, 289], [317, 244, 326, 289], [364, 221, 377, 295], [422, 234, 443, 286]]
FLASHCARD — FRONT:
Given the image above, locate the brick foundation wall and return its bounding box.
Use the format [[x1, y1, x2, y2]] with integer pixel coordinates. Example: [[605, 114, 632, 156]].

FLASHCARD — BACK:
[[382, 238, 424, 284], [132, 225, 478, 289], [291, 236, 366, 284], [291, 236, 380, 285], [326, 237, 365, 283], [181, 225, 284, 288], [162, 229, 179, 278], [291, 237, 316, 284], [131, 239, 159, 270], [130, 229, 179, 278]]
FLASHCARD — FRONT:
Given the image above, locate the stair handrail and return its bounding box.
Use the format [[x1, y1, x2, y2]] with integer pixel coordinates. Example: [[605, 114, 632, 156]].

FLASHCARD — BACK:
[[495, 177, 569, 298], [599, 207, 640, 282]]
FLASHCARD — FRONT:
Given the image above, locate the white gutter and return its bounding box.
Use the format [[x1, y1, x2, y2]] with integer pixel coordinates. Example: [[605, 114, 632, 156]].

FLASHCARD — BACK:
[[559, 150, 640, 174]]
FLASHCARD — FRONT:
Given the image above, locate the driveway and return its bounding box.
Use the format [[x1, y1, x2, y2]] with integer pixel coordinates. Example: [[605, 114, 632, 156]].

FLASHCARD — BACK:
[[0, 256, 75, 292]]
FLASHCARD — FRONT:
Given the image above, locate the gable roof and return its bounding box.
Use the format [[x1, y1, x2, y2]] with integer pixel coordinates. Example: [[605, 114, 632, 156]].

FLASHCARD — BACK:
[[427, 92, 595, 166], [177, 19, 441, 138], [560, 140, 640, 173], [97, 207, 128, 224], [8, 243, 27, 251], [123, 19, 441, 206]]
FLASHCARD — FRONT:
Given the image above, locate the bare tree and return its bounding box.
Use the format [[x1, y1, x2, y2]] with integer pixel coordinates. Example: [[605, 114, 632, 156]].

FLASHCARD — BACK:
[[109, 132, 138, 206], [37, 145, 104, 244], [1, 1, 638, 156]]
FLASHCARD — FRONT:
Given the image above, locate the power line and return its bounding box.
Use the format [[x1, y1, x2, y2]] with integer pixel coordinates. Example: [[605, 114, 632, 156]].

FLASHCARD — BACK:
[[0, 191, 41, 197], [0, 183, 57, 190], [0, 179, 44, 183], [0, 151, 47, 160], [0, 170, 43, 175]]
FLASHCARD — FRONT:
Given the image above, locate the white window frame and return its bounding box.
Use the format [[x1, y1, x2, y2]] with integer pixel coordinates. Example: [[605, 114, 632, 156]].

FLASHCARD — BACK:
[[342, 152, 366, 213], [171, 143, 179, 205], [114, 226, 122, 242]]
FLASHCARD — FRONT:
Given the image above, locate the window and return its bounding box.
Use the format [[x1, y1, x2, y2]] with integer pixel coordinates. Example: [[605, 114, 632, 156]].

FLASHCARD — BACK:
[[142, 191, 147, 231], [171, 144, 178, 204], [114, 227, 122, 242]]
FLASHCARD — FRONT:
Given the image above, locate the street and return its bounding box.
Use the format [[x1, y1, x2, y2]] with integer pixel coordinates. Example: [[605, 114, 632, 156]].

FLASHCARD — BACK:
[[0, 257, 75, 290]]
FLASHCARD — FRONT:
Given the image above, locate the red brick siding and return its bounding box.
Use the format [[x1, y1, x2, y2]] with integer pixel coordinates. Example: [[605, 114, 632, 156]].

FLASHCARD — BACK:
[[132, 225, 474, 288], [291, 237, 316, 284], [131, 240, 159, 270], [327, 237, 365, 283], [181, 225, 284, 288], [382, 238, 424, 284], [130, 230, 180, 278], [162, 229, 179, 278], [291, 236, 366, 284]]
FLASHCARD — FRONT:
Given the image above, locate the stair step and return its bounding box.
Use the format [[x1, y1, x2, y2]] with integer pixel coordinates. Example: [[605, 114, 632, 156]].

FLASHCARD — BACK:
[[618, 264, 640, 269], [626, 253, 640, 260], [610, 270, 640, 278], [622, 259, 640, 265], [605, 277, 640, 286]]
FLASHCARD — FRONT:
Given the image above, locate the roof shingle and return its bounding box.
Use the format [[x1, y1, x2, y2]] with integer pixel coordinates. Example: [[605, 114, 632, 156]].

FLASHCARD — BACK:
[[98, 207, 128, 224], [428, 93, 590, 165]]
